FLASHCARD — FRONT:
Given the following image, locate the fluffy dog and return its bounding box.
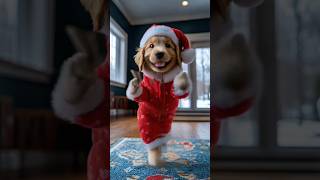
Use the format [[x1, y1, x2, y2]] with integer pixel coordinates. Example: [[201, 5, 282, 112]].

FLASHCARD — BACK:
[[126, 25, 195, 166]]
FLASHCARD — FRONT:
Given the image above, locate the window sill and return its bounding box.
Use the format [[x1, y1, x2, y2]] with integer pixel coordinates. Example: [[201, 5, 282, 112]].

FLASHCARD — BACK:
[[176, 109, 210, 115], [0, 59, 52, 83], [110, 80, 127, 88]]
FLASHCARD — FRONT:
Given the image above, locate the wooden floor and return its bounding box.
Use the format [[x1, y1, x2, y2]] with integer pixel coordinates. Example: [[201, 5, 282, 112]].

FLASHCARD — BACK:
[[110, 115, 210, 144]]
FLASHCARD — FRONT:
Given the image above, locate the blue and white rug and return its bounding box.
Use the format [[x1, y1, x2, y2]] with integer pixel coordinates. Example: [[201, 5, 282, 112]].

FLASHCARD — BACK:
[[110, 138, 210, 180]]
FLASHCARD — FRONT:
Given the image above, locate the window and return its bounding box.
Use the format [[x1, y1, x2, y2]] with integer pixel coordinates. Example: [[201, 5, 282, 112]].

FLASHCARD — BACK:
[[0, 0, 54, 82], [276, 0, 320, 147], [110, 18, 128, 87], [195, 48, 210, 108], [179, 63, 191, 108], [178, 33, 210, 110]]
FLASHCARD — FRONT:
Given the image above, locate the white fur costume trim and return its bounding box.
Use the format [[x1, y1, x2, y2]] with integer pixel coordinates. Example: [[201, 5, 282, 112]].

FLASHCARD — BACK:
[[181, 48, 196, 64], [140, 25, 178, 47], [126, 79, 143, 100], [145, 135, 171, 150], [142, 66, 182, 83], [52, 58, 104, 122], [174, 72, 192, 96]]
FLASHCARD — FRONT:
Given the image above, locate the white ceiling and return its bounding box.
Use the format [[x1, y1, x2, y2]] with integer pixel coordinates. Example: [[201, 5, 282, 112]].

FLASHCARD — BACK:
[[112, 0, 210, 25]]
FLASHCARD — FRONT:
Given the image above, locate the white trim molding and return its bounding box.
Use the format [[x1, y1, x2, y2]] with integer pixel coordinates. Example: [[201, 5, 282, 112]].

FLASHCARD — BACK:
[[0, 59, 51, 83], [186, 32, 210, 48], [110, 80, 126, 88]]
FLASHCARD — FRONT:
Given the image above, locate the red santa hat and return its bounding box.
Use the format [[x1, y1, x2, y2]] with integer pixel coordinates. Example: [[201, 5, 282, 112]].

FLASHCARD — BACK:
[[139, 25, 195, 64]]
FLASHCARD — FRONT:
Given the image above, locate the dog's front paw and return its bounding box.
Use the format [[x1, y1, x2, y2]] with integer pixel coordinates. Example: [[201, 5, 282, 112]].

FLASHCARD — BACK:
[[126, 78, 142, 100], [129, 78, 140, 94], [174, 72, 191, 96]]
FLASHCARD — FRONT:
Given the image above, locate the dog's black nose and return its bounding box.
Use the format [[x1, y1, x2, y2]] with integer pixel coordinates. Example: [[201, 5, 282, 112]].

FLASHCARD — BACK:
[[155, 52, 164, 59]]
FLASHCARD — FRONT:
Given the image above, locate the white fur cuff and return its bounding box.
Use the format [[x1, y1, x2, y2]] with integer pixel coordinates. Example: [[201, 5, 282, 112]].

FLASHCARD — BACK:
[[174, 88, 189, 97], [173, 73, 192, 96], [145, 135, 171, 149], [51, 60, 105, 122], [126, 85, 143, 101]]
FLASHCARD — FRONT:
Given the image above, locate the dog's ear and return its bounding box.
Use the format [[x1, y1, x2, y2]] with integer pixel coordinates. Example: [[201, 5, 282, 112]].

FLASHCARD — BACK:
[[134, 48, 145, 71], [175, 42, 182, 67]]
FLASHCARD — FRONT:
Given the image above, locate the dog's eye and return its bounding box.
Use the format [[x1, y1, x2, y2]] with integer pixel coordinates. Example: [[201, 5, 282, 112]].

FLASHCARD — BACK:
[[165, 43, 171, 48], [149, 44, 154, 48]]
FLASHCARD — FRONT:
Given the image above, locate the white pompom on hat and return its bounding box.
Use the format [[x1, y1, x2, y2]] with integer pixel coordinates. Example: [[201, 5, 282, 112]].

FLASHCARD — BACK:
[[139, 25, 195, 64]]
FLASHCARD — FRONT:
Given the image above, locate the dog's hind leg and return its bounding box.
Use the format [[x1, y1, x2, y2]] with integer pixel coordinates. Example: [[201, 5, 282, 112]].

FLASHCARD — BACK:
[[148, 146, 162, 166]]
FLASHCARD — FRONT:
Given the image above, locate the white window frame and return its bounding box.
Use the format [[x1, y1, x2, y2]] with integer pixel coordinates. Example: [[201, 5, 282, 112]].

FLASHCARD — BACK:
[[178, 32, 210, 114], [110, 17, 128, 88], [0, 0, 55, 83]]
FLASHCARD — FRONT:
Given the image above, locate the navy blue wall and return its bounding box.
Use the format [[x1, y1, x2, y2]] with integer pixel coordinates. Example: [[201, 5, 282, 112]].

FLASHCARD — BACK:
[[0, 77, 52, 108], [110, 1, 130, 32], [111, 1, 210, 98]]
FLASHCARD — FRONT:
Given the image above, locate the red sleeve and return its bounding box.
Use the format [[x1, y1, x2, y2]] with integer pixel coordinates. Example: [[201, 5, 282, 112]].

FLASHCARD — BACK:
[[212, 97, 254, 119], [212, 119, 221, 146], [133, 81, 150, 102], [75, 99, 107, 128], [75, 61, 109, 129], [211, 97, 254, 149]]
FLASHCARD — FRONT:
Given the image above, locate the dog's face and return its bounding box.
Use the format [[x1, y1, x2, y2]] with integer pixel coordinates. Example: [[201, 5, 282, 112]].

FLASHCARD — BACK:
[[135, 36, 181, 73]]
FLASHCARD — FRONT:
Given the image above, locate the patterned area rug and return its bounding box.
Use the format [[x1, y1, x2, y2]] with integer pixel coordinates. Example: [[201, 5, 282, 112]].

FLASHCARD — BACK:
[[110, 138, 210, 180]]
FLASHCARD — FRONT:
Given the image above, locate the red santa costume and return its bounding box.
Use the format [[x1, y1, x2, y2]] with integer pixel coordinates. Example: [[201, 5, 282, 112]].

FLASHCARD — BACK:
[[127, 25, 195, 149], [52, 33, 109, 180]]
